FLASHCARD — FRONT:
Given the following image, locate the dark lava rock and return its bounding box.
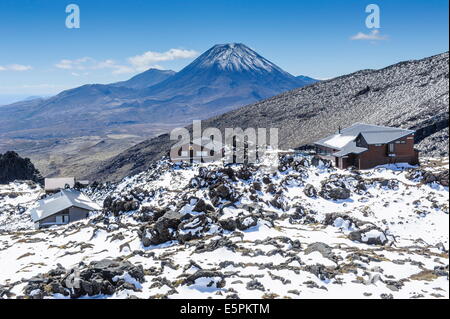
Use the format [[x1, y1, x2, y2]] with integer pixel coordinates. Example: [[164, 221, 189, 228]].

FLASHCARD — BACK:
[[320, 186, 351, 200], [348, 226, 388, 246], [0, 151, 43, 184], [304, 264, 336, 281], [177, 215, 210, 243], [290, 206, 318, 224], [236, 215, 258, 231], [183, 270, 226, 288], [303, 184, 318, 198], [193, 199, 215, 214], [219, 218, 237, 231], [23, 259, 145, 299], [103, 196, 140, 214], [246, 279, 265, 291], [407, 169, 449, 186], [304, 242, 334, 260], [141, 210, 188, 246]]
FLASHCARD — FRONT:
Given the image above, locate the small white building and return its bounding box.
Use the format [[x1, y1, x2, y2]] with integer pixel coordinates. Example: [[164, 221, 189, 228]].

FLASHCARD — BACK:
[[29, 189, 101, 229], [44, 177, 75, 193]]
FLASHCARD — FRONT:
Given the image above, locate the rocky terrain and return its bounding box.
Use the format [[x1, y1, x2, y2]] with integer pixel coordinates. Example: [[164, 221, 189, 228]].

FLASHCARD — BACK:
[[0, 154, 448, 299], [0, 151, 43, 185], [92, 51, 449, 182]]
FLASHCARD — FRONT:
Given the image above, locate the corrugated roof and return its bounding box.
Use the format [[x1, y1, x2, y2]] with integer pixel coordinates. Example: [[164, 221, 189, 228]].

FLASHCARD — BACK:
[[332, 142, 367, 157], [314, 123, 414, 157], [44, 177, 75, 191], [29, 189, 101, 222], [359, 130, 413, 144]]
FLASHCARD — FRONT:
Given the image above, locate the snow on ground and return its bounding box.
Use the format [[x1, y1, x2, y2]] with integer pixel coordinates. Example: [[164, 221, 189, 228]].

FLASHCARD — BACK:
[[0, 155, 448, 299]]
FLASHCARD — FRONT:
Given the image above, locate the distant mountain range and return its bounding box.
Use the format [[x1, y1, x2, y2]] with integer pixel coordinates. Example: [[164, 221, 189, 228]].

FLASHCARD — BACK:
[[90, 52, 449, 182], [0, 43, 317, 142]]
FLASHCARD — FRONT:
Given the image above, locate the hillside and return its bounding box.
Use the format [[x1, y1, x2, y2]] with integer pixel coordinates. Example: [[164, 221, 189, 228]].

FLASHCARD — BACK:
[[91, 52, 449, 182], [0, 154, 448, 299]]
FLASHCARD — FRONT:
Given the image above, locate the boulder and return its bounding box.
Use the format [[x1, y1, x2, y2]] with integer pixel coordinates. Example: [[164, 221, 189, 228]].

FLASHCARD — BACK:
[[22, 259, 145, 299], [177, 215, 210, 243], [219, 218, 237, 231], [348, 226, 388, 246], [142, 210, 188, 246], [320, 186, 350, 200], [304, 242, 334, 260], [236, 215, 258, 231], [303, 184, 318, 198], [193, 199, 215, 214]]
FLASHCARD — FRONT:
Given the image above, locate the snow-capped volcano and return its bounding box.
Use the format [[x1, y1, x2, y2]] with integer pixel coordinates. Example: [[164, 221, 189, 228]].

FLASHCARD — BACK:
[[188, 43, 290, 74], [141, 43, 312, 103]]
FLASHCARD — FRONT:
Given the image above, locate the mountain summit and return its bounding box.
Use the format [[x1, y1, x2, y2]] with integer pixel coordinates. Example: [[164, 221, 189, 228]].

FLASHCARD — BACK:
[[141, 43, 311, 103], [188, 43, 291, 73]]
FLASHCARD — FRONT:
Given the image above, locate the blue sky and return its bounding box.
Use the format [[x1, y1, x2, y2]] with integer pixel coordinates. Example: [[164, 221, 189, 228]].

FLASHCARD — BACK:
[[0, 0, 448, 103]]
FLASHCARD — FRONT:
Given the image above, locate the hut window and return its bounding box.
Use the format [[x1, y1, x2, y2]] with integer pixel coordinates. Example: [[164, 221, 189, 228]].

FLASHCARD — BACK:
[[56, 215, 70, 224], [388, 143, 395, 153]]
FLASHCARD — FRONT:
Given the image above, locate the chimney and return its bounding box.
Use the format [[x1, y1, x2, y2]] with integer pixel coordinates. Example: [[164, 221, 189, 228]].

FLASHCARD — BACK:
[[338, 126, 342, 134]]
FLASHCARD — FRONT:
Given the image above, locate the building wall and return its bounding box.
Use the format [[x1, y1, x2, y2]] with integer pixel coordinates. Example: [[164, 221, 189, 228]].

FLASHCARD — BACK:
[[356, 134, 418, 169], [316, 133, 418, 170], [69, 206, 90, 221], [38, 206, 90, 228], [39, 208, 69, 224]]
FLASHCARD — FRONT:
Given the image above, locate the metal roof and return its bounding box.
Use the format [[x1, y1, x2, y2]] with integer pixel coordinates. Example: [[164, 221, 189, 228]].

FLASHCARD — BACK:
[[44, 177, 75, 191], [332, 142, 367, 157], [314, 123, 415, 157], [29, 189, 101, 222], [359, 130, 413, 144]]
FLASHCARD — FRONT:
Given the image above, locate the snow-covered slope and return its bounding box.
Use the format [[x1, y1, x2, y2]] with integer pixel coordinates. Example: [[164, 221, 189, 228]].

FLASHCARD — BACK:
[[0, 155, 448, 299]]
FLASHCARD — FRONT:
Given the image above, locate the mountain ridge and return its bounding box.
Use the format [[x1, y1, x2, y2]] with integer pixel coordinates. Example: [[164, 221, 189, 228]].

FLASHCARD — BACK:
[[0, 43, 312, 141], [89, 51, 449, 182]]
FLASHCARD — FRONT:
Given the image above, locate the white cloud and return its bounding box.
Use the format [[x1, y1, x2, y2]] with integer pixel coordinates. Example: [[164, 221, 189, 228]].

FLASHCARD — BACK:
[[128, 49, 198, 71], [350, 29, 388, 41], [0, 64, 33, 71], [55, 57, 131, 75], [55, 57, 96, 70], [54, 48, 198, 76]]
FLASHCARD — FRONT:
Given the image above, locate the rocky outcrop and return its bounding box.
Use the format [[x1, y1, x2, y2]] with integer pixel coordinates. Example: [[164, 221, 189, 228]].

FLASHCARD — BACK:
[[0, 151, 43, 184], [22, 259, 145, 299], [141, 210, 187, 246], [406, 169, 449, 186]]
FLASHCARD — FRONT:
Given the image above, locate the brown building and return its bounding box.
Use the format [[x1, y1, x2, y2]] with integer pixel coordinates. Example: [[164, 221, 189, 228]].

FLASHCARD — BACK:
[[314, 123, 419, 169]]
